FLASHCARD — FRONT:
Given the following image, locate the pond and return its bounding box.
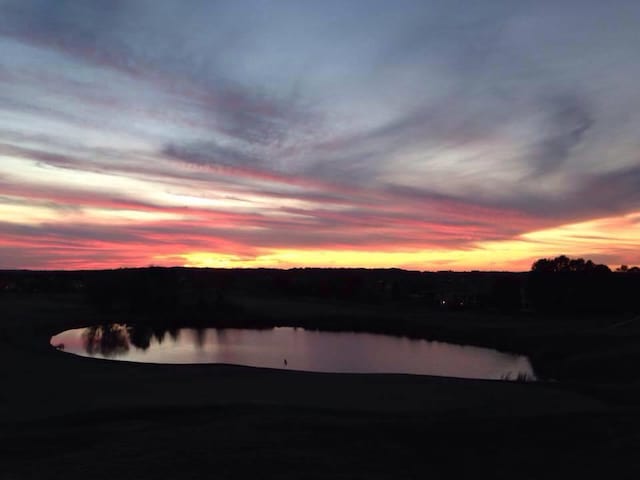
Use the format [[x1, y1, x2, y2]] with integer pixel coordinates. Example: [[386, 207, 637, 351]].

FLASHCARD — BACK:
[[50, 324, 536, 380]]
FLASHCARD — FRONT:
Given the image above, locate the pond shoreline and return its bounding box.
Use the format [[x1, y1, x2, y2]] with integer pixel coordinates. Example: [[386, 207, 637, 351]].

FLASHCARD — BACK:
[[50, 324, 538, 380]]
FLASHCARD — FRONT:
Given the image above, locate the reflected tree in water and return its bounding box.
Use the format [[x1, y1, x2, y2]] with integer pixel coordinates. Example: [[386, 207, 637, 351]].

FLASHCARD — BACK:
[[194, 327, 206, 349], [128, 325, 154, 350], [152, 325, 166, 344], [82, 323, 187, 356], [81, 323, 219, 356], [82, 324, 130, 357], [168, 327, 180, 342]]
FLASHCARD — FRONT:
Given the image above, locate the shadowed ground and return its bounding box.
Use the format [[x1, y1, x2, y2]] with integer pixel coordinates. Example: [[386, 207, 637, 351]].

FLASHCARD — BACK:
[[1, 293, 639, 479]]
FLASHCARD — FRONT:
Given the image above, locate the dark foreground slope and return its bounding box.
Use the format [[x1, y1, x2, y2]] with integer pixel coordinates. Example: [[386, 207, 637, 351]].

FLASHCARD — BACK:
[[1, 289, 640, 479]]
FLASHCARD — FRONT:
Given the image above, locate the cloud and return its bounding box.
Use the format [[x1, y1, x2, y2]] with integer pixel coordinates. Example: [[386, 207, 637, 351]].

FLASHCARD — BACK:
[[529, 93, 594, 175], [0, 0, 313, 148], [2, 1, 640, 269], [162, 142, 261, 170], [575, 165, 640, 216]]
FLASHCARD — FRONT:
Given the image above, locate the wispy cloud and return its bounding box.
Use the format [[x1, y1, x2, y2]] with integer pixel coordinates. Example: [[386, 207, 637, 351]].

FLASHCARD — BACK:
[[1, 0, 640, 269]]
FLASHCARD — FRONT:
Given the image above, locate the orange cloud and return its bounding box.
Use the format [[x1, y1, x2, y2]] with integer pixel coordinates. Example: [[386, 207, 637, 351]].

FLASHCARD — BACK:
[[175, 211, 640, 271]]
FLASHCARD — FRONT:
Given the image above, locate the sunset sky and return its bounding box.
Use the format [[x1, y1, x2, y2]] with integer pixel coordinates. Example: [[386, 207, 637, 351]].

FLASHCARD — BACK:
[[1, 0, 639, 271]]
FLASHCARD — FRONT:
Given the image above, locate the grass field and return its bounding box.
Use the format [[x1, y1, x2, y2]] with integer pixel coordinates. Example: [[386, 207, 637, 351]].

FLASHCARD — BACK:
[[2, 292, 640, 479]]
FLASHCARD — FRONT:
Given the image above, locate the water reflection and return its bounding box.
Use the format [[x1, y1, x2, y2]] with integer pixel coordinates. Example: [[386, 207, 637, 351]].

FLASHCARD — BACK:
[[51, 324, 537, 380], [83, 324, 131, 357]]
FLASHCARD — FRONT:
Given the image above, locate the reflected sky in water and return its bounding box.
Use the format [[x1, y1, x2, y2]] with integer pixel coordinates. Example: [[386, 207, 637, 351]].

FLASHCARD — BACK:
[[51, 324, 536, 380]]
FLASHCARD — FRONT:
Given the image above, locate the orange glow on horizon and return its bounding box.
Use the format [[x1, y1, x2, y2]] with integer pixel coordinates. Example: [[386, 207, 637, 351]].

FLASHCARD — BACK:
[[2, 151, 638, 271], [171, 211, 640, 271]]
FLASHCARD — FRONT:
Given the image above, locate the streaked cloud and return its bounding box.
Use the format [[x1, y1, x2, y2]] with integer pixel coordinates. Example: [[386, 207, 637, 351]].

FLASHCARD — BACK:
[[0, 0, 639, 269]]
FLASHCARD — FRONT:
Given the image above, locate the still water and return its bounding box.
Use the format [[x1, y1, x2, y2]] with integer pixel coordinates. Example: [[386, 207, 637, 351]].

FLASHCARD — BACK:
[[50, 324, 536, 380]]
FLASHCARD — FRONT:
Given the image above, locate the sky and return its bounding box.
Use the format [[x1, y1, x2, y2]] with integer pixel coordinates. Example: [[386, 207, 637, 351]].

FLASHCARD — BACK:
[[1, 0, 639, 271]]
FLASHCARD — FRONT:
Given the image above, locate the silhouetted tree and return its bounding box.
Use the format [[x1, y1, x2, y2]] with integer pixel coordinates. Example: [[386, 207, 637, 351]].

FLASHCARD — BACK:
[[528, 255, 615, 313], [531, 255, 610, 273]]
